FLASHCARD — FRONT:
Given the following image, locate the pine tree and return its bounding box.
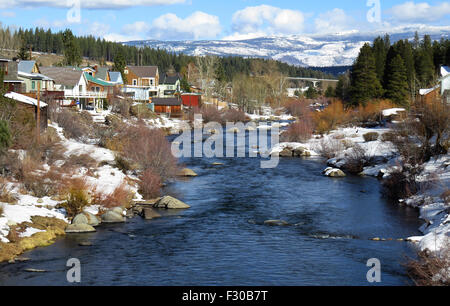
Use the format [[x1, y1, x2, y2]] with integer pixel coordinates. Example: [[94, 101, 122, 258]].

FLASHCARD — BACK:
[[385, 54, 409, 107], [372, 36, 389, 83], [113, 51, 127, 83], [349, 43, 383, 106], [62, 29, 82, 66]]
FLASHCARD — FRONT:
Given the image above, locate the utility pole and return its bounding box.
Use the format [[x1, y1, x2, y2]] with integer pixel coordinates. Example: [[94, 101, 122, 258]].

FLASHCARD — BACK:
[[36, 81, 40, 144]]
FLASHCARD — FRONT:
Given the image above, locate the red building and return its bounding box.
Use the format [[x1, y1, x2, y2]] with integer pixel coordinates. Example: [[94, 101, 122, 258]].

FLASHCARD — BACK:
[[181, 93, 202, 108]]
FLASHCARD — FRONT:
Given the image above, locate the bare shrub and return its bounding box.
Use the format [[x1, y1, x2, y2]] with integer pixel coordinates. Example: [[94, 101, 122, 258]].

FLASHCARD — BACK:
[[9, 107, 36, 150], [381, 132, 397, 142], [0, 177, 17, 204], [55, 109, 90, 140], [119, 122, 179, 181], [6, 226, 20, 243], [138, 169, 161, 199], [440, 189, 450, 205], [363, 132, 379, 142], [282, 120, 313, 142], [0, 204, 4, 217], [353, 99, 394, 124], [111, 96, 132, 117], [188, 105, 222, 124], [222, 108, 248, 123], [382, 167, 421, 200], [130, 103, 156, 119], [284, 98, 311, 118], [313, 100, 350, 134], [314, 138, 344, 159], [343, 144, 367, 174], [406, 243, 450, 286], [59, 178, 90, 218], [95, 183, 134, 209], [64, 153, 97, 170]]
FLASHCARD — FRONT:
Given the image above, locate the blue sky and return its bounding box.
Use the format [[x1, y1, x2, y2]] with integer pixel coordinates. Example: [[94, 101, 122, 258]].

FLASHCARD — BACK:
[[0, 1, 449, 41]]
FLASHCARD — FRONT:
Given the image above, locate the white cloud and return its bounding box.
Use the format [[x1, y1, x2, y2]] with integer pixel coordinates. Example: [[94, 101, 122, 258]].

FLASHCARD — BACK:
[[389, 1, 450, 22], [103, 11, 221, 41], [1, 11, 16, 17], [0, 0, 185, 9], [123, 21, 151, 34], [231, 5, 305, 36], [314, 8, 351, 34]]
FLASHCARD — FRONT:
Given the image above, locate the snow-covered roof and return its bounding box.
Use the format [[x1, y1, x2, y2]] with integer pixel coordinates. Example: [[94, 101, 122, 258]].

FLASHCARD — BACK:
[[4, 92, 48, 108], [419, 85, 440, 96], [441, 66, 450, 77], [18, 60, 37, 74], [382, 108, 405, 117]]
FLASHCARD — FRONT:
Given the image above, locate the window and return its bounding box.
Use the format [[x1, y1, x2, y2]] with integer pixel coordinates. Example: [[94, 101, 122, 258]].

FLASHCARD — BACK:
[[124, 69, 128, 74], [150, 79, 154, 86], [133, 79, 137, 86], [32, 81, 35, 90]]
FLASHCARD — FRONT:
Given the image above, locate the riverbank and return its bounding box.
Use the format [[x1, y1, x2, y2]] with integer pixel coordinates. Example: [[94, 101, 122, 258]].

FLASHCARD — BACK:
[[268, 118, 449, 258]]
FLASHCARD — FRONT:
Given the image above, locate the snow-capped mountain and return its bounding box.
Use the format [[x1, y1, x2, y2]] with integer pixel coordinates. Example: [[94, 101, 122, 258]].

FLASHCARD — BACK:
[[124, 26, 450, 67]]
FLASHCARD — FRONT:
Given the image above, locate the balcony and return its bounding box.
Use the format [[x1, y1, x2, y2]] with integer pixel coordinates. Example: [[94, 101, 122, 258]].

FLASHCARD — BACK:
[[64, 89, 107, 99]]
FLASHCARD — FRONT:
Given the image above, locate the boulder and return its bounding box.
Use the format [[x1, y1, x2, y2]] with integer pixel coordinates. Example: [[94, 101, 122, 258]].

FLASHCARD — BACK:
[[178, 168, 198, 177], [154, 196, 190, 209], [84, 212, 101, 227], [65, 224, 96, 233], [279, 148, 293, 157], [227, 127, 240, 133], [112, 207, 125, 216], [323, 167, 346, 177], [101, 210, 126, 223], [264, 220, 290, 226], [143, 208, 162, 220], [72, 213, 89, 225]]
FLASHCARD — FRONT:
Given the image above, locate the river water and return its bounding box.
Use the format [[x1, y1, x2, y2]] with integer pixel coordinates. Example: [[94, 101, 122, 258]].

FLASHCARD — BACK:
[[0, 130, 421, 286]]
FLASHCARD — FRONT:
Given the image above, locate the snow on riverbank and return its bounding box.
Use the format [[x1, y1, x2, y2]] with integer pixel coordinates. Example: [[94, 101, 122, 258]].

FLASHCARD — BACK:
[[271, 122, 449, 255]]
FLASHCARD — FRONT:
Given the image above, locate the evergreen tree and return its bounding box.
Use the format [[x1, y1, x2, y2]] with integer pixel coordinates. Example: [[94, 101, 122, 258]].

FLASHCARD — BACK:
[[349, 43, 383, 106], [324, 85, 335, 98], [16, 38, 30, 60], [385, 54, 409, 107], [335, 72, 350, 101], [113, 51, 127, 83], [0, 120, 11, 154], [372, 36, 389, 83], [62, 29, 82, 66]]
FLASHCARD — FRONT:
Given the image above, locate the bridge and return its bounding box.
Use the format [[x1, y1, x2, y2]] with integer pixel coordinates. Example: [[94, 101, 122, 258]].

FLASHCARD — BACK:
[[285, 77, 339, 88]]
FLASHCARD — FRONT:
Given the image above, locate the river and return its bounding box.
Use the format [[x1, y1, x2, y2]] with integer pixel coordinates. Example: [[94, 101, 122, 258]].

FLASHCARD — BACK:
[[0, 130, 421, 286]]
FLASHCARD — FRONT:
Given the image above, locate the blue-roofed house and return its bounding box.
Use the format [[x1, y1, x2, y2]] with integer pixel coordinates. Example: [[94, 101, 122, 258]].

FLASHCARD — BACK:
[[109, 71, 124, 85], [18, 60, 54, 93]]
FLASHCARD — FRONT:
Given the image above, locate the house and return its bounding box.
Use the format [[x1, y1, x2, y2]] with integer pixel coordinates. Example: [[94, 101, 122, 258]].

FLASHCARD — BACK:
[[151, 97, 182, 115], [123, 65, 159, 101], [158, 73, 181, 97], [39, 67, 108, 110], [419, 66, 450, 104], [18, 60, 54, 93], [181, 93, 202, 108], [0, 59, 24, 92], [5, 91, 48, 130]]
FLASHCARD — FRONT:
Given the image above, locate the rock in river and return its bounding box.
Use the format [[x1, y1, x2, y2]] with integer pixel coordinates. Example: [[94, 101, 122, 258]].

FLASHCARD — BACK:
[[143, 208, 162, 220], [153, 196, 190, 209], [65, 224, 96, 233], [101, 210, 126, 223], [323, 167, 346, 177], [178, 168, 198, 177], [264, 220, 290, 226], [73, 212, 101, 227]]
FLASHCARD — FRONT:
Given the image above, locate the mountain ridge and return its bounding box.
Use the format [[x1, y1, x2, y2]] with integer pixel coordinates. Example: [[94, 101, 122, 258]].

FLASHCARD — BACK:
[[124, 26, 450, 67]]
